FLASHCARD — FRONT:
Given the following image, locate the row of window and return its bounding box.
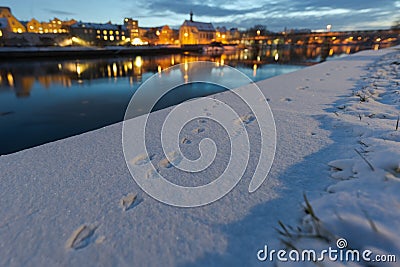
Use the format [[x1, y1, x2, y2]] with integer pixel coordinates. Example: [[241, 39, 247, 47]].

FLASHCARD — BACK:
[[96, 35, 127, 41]]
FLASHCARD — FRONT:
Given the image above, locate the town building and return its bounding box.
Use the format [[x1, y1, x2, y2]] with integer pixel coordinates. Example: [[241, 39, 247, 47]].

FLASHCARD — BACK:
[[179, 11, 216, 45], [215, 26, 227, 43], [124, 18, 139, 42], [0, 7, 26, 33], [26, 18, 76, 34], [70, 21, 129, 46], [157, 25, 176, 45]]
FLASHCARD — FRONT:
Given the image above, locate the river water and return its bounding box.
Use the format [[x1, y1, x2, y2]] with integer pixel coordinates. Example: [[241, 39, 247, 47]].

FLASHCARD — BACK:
[[0, 44, 375, 154]]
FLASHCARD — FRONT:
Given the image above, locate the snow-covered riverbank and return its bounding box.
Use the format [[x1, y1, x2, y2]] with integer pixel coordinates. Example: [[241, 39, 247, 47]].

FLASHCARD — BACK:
[[0, 46, 398, 266]]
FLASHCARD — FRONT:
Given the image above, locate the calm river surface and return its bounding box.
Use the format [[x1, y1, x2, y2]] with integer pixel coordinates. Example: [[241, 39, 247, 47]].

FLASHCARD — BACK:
[[0, 44, 373, 154]]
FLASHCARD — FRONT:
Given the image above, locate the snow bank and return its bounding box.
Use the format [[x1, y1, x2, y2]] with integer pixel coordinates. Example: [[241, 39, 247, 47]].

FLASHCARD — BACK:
[[279, 48, 400, 266], [0, 46, 399, 267]]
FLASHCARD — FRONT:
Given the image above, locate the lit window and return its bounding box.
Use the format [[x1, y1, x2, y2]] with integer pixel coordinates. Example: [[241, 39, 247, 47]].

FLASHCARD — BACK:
[[116, 31, 119, 35], [122, 32, 125, 35], [104, 36, 108, 40], [58, 21, 61, 25], [0, 30, 2, 37], [97, 30, 100, 34], [53, 30, 57, 33], [29, 26, 34, 30], [110, 36, 114, 41], [17, 28, 23, 33], [96, 35, 100, 39], [122, 36, 126, 40], [109, 30, 113, 35], [103, 30, 107, 35]]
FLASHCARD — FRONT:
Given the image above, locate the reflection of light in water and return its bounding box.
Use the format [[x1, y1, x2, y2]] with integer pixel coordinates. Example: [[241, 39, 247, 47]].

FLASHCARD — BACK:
[[158, 65, 162, 77], [58, 64, 62, 70], [134, 56, 142, 68], [221, 58, 224, 65], [113, 63, 118, 77], [253, 64, 257, 77], [374, 44, 379, 50], [7, 73, 14, 87], [107, 65, 112, 77], [329, 49, 334, 56], [76, 64, 82, 76], [257, 56, 261, 62], [274, 53, 279, 61], [171, 56, 175, 65], [184, 62, 188, 72], [128, 62, 133, 70], [346, 47, 351, 54]]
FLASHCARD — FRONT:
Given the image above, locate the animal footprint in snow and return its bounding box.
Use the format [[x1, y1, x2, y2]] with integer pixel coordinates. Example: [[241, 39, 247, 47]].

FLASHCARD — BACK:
[[181, 137, 191, 144], [297, 86, 309, 90], [280, 97, 292, 102], [192, 127, 205, 134], [328, 159, 356, 180], [66, 224, 98, 250], [120, 193, 138, 211], [158, 151, 182, 168], [130, 153, 155, 166], [146, 168, 159, 179], [235, 113, 256, 125]]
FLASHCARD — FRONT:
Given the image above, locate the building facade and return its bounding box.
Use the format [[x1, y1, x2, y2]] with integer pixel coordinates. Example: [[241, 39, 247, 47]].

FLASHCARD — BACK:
[[124, 18, 139, 42], [179, 12, 216, 45], [0, 7, 26, 33], [26, 18, 76, 34], [70, 22, 129, 46]]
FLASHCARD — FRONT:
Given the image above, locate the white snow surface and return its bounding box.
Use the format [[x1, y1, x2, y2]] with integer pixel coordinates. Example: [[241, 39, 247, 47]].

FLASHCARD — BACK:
[[0, 46, 399, 266]]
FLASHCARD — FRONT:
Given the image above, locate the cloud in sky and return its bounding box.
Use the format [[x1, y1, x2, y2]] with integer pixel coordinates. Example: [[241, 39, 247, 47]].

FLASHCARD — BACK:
[[4, 0, 400, 31], [43, 9, 76, 17]]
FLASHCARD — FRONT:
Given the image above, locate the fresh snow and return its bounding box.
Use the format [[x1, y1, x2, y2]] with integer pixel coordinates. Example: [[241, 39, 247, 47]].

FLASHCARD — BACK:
[[0, 46, 399, 266]]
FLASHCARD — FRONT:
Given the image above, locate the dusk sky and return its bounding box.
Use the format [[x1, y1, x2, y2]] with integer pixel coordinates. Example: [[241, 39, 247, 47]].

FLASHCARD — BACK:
[[3, 0, 400, 31]]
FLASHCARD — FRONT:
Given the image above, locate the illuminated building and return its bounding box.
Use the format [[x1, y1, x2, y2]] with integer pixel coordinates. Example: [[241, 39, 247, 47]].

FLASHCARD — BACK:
[[215, 26, 227, 43], [70, 21, 128, 46], [179, 11, 216, 45], [158, 25, 175, 45], [124, 18, 139, 41], [0, 7, 26, 33], [26, 18, 76, 34]]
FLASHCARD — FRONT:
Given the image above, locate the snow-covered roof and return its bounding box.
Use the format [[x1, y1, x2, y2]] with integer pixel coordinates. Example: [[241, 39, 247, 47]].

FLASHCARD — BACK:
[[71, 22, 127, 31], [182, 20, 215, 32]]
